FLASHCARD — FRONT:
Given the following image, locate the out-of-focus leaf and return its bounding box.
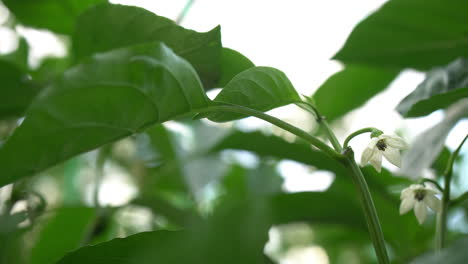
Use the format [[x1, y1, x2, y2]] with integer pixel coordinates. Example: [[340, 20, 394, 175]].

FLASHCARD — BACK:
[[207, 67, 300, 122], [58, 198, 272, 264], [333, 0, 468, 70], [1, 38, 29, 71], [400, 98, 468, 178], [313, 65, 399, 121], [210, 130, 346, 174], [218, 48, 255, 87], [0, 61, 40, 119], [31, 56, 71, 82], [397, 58, 468, 117], [411, 236, 468, 264], [431, 147, 452, 176], [3, 0, 106, 35], [29, 207, 96, 264], [0, 42, 210, 188], [73, 4, 221, 89]]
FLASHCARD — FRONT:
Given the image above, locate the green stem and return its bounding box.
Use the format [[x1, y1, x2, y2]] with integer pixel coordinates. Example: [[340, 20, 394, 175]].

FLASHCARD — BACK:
[[175, 0, 195, 24], [420, 178, 444, 193], [198, 105, 341, 160], [343, 147, 389, 264], [343, 127, 382, 149], [436, 133, 468, 251]]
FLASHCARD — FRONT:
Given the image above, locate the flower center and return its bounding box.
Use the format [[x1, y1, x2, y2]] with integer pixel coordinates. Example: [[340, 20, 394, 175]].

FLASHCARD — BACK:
[[414, 189, 426, 201], [376, 139, 387, 151]]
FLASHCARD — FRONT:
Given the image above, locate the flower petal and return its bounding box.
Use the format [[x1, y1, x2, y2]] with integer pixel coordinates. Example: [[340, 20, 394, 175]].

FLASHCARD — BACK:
[[414, 201, 427, 224], [361, 138, 379, 165], [424, 194, 442, 213], [381, 135, 409, 150], [400, 197, 415, 214], [382, 147, 402, 167], [369, 152, 382, 172], [400, 187, 414, 199]]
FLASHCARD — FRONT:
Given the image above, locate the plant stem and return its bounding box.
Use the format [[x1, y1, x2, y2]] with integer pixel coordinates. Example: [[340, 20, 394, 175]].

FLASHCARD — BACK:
[[199, 105, 341, 160], [450, 191, 468, 207], [175, 0, 195, 24], [343, 127, 381, 149], [199, 104, 389, 263], [93, 146, 109, 209], [436, 133, 468, 250], [420, 178, 444, 193], [343, 147, 389, 264]]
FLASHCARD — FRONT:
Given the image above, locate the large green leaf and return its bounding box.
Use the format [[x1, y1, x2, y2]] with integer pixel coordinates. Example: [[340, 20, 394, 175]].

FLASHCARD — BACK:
[[397, 58, 468, 117], [73, 4, 222, 89], [0, 61, 40, 119], [3, 0, 106, 35], [1, 37, 29, 71], [313, 65, 399, 121], [29, 207, 96, 264], [218, 48, 255, 87], [58, 198, 272, 264], [333, 0, 468, 69], [208, 67, 300, 122], [0, 42, 210, 188]]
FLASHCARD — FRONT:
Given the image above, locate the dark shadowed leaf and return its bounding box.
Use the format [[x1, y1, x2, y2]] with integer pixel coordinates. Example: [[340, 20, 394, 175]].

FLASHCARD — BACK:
[[208, 67, 300, 122], [0, 42, 210, 188], [29, 207, 96, 264], [411, 236, 468, 264], [397, 58, 468, 117], [333, 0, 468, 70], [3, 0, 106, 35], [313, 65, 399, 121], [218, 48, 255, 87], [0, 61, 40, 119], [73, 4, 221, 89]]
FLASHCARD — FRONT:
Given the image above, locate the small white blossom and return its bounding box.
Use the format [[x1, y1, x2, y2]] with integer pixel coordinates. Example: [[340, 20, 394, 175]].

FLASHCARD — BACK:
[[361, 134, 408, 172], [399, 184, 441, 224]]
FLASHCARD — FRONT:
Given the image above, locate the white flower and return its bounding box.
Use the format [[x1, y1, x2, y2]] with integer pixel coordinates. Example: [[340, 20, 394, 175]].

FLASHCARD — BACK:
[[399, 184, 441, 224], [361, 134, 408, 172]]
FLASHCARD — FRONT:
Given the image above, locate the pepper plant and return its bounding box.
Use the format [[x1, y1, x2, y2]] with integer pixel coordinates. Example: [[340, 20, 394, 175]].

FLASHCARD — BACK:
[[0, 0, 468, 263]]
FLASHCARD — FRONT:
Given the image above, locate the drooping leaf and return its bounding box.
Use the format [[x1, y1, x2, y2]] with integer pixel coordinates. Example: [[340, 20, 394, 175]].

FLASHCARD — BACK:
[[313, 65, 399, 121], [333, 0, 468, 70], [218, 48, 255, 87], [397, 58, 468, 117], [73, 3, 222, 89], [0, 42, 210, 188], [208, 67, 300, 122], [3, 0, 106, 35], [400, 99, 468, 178], [411, 236, 468, 264], [31, 56, 71, 83], [29, 207, 96, 264], [0, 61, 40, 119]]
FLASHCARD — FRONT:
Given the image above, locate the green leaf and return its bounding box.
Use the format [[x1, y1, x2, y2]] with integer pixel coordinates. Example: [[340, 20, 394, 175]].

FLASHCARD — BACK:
[[31, 56, 71, 82], [73, 3, 221, 89], [313, 65, 399, 121], [208, 67, 300, 122], [218, 48, 255, 87], [58, 198, 271, 264], [211, 130, 346, 174], [0, 61, 40, 119], [333, 0, 468, 69], [3, 0, 106, 35], [0, 42, 210, 188], [397, 58, 468, 117], [411, 236, 468, 264], [29, 207, 96, 264]]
